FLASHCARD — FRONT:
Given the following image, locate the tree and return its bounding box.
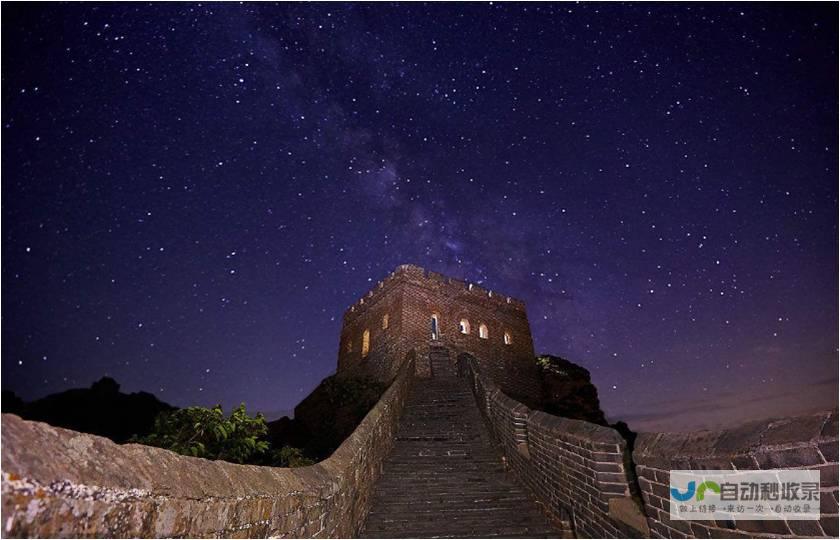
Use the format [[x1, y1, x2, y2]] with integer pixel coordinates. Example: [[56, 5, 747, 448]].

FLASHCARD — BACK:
[[135, 403, 270, 464]]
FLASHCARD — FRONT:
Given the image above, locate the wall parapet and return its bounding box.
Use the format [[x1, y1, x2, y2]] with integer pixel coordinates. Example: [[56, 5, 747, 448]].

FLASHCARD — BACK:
[[464, 357, 648, 538], [1, 359, 416, 538], [464, 355, 838, 539], [634, 410, 839, 539], [343, 264, 527, 325]]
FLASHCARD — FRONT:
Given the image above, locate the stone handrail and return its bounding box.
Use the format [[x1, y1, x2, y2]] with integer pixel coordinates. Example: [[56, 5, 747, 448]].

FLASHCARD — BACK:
[[1, 358, 415, 538], [463, 355, 839, 539], [463, 356, 649, 538], [634, 410, 838, 538]]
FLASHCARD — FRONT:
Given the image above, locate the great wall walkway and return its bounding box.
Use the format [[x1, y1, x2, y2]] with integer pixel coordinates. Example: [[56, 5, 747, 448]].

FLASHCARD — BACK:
[[361, 346, 563, 538], [1, 345, 836, 537]]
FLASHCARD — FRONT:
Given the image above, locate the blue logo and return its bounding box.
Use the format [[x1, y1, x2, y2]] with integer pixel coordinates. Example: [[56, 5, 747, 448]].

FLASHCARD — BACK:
[[671, 480, 721, 501], [671, 481, 696, 501]]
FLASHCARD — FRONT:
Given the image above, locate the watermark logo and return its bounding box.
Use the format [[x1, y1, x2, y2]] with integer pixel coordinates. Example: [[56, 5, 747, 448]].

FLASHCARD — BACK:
[[670, 480, 721, 501], [669, 470, 820, 521]]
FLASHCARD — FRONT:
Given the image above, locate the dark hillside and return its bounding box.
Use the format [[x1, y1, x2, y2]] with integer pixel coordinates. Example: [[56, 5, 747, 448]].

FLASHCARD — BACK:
[[2, 377, 175, 443]]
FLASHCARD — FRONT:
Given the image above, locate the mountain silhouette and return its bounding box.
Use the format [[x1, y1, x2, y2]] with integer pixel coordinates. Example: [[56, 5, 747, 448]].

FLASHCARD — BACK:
[[2, 377, 175, 443]]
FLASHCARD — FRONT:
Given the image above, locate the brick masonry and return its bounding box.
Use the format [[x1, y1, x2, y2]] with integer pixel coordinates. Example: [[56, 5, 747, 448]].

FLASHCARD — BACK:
[[339, 264, 542, 406], [361, 349, 564, 538], [0, 359, 415, 538], [463, 355, 650, 538], [634, 410, 839, 539], [3, 262, 838, 539], [462, 355, 839, 539]]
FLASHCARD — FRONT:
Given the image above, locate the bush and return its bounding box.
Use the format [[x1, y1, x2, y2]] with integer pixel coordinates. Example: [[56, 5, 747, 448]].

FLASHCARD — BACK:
[[137, 403, 316, 467], [271, 446, 315, 467], [135, 403, 270, 464]]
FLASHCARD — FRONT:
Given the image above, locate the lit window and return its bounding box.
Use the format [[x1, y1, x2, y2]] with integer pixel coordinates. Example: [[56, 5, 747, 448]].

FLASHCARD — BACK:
[[382, 314, 389, 330], [459, 319, 471, 334], [362, 329, 370, 357], [479, 324, 488, 339], [504, 332, 512, 345], [431, 314, 440, 340], [346, 340, 352, 353]]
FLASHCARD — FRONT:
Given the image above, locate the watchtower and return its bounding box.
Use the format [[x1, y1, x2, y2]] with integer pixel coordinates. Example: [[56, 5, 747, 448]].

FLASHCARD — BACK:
[[338, 264, 541, 403]]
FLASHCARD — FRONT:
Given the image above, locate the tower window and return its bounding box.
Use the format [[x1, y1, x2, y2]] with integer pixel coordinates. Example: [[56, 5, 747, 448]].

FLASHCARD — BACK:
[[431, 314, 440, 340], [504, 332, 512, 345], [346, 340, 352, 353], [459, 319, 471, 334], [362, 329, 370, 357], [479, 324, 489, 339], [382, 313, 389, 330]]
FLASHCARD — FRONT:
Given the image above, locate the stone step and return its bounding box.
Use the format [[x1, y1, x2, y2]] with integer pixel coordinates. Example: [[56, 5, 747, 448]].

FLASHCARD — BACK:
[[366, 512, 551, 527], [369, 496, 535, 509], [370, 493, 533, 505], [372, 479, 523, 491], [368, 503, 541, 516], [363, 519, 559, 538], [361, 351, 561, 538], [363, 528, 560, 539], [429, 347, 457, 378]]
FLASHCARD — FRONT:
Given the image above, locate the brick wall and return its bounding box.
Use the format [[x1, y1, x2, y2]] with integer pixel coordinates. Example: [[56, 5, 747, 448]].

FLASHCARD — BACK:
[[634, 410, 839, 538], [464, 357, 649, 538], [339, 264, 542, 405], [338, 271, 408, 381], [0, 359, 415, 538], [463, 357, 839, 539]]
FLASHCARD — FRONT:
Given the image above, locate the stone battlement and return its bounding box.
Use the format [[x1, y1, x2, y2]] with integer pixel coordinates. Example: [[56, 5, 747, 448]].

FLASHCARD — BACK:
[[1, 354, 837, 538], [2, 266, 837, 538], [462, 355, 839, 539], [343, 264, 527, 324], [337, 265, 541, 405]]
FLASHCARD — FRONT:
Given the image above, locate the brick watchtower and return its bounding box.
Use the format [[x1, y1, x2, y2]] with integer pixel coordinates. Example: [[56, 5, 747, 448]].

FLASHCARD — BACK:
[[338, 264, 542, 404]]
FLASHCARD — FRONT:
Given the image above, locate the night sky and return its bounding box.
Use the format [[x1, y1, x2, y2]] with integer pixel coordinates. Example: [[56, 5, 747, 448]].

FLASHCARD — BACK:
[[3, 3, 837, 432]]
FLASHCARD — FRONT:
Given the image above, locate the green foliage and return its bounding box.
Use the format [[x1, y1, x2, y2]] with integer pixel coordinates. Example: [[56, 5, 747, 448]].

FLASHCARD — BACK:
[[135, 403, 271, 464], [271, 446, 315, 467], [536, 355, 569, 376], [135, 378, 384, 467]]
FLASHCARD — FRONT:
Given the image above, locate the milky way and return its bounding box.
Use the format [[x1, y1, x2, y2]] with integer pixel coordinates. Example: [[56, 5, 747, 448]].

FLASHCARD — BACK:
[[3, 3, 837, 431]]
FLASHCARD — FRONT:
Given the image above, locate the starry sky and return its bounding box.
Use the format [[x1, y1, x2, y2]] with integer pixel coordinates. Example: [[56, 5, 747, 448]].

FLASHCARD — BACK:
[[3, 3, 837, 432]]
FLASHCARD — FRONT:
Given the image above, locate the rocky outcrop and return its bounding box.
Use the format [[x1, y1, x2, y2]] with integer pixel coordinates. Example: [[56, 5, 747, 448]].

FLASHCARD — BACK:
[[535, 355, 608, 426], [268, 374, 387, 461]]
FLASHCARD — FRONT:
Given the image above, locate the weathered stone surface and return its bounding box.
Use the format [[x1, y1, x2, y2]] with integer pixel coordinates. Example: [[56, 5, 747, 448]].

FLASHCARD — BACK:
[[3, 261, 837, 540], [463, 357, 648, 539], [633, 408, 839, 539], [1, 359, 416, 538]]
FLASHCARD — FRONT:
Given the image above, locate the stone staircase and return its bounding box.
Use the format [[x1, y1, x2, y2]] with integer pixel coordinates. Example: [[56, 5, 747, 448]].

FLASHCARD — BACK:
[[361, 348, 561, 538], [429, 343, 456, 377]]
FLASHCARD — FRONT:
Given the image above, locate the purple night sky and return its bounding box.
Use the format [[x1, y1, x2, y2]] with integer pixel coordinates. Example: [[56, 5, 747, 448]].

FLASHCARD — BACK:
[[3, 3, 837, 432]]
